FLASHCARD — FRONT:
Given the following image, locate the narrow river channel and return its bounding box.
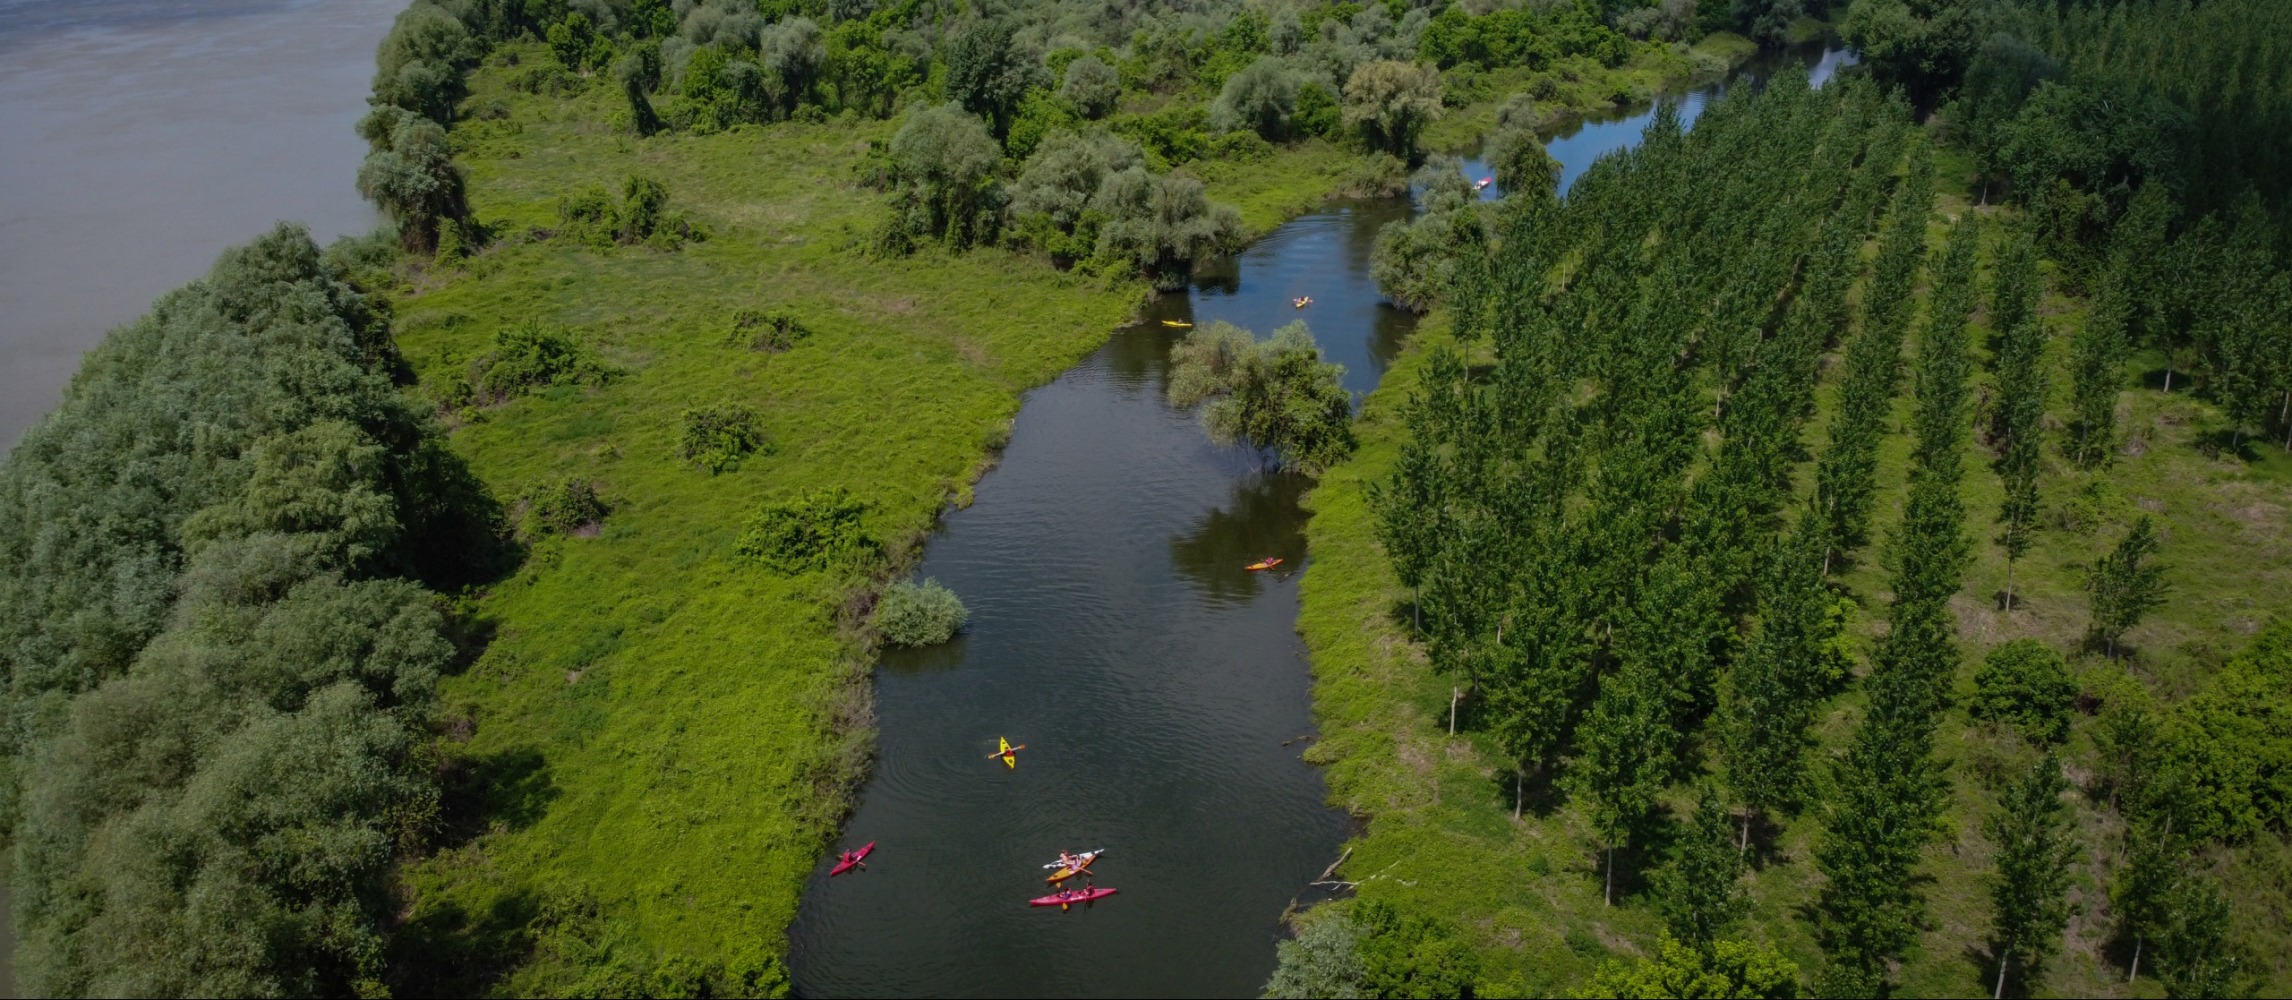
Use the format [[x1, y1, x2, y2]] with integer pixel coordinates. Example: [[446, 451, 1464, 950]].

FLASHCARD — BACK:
[[788, 40, 1851, 999]]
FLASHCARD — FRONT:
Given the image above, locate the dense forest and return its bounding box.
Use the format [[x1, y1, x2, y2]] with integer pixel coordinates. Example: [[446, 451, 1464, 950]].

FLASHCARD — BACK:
[[6, 0, 2289, 996]]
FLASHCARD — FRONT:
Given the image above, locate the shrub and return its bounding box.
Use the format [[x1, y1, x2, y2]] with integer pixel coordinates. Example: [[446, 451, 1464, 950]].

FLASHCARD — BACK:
[[679, 402, 770, 473], [876, 579, 969, 646], [729, 309, 812, 352], [470, 321, 615, 402], [1062, 55, 1121, 119], [737, 488, 875, 573], [1971, 639, 2076, 744], [517, 477, 608, 538], [1292, 80, 1341, 138]]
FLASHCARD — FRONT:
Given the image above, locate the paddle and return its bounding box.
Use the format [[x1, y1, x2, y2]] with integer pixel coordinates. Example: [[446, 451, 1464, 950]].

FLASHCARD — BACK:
[[984, 744, 1028, 758]]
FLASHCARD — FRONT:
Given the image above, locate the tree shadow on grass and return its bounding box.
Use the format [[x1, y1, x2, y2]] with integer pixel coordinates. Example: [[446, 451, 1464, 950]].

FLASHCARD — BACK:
[[386, 888, 543, 999], [435, 745, 560, 850]]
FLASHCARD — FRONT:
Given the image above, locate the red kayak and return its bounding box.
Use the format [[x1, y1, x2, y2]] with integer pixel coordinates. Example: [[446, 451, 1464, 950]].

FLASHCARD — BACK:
[[1030, 887, 1117, 910], [829, 841, 875, 876]]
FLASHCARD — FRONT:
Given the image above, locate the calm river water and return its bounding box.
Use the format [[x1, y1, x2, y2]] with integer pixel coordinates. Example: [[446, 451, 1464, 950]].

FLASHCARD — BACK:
[[0, 0, 394, 448], [789, 41, 1850, 998]]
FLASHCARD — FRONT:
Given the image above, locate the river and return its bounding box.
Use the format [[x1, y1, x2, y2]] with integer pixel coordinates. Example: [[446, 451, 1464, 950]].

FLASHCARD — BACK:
[[788, 40, 1851, 998], [0, 0, 394, 449]]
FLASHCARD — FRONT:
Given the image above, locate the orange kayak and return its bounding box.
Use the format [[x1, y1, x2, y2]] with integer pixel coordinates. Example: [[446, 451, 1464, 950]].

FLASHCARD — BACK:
[[1245, 557, 1284, 571], [1046, 850, 1105, 883]]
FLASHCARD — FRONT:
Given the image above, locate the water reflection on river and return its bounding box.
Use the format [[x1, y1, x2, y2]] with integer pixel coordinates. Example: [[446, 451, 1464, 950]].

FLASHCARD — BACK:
[[0, 0, 393, 447]]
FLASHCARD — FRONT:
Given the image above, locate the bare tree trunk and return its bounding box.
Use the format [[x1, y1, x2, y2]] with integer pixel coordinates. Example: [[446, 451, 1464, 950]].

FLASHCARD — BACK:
[[1514, 768, 1523, 821], [1995, 952, 2009, 1000], [1740, 813, 1751, 855], [2004, 557, 2016, 611], [2129, 937, 2143, 983], [1604, 844, 1614, 906], [2163, 368, 2172, 393], [1449, 687, 1459, 736]]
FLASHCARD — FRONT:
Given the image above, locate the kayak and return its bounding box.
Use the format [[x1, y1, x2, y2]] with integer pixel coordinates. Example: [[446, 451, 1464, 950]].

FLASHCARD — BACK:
[[1030, 887, 1118, 910], [1245, 557, 1284, 571], [989, 736, 1024, 768], [1160, 319, 1193, 328], [1045, 849, 1106, 883], [829, 841, 875, 876]]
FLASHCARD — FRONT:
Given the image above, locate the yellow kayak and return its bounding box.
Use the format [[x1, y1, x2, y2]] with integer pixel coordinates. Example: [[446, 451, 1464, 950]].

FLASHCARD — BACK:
[[988, 736, 1025, 768], [1160, 319, 1193, 328]]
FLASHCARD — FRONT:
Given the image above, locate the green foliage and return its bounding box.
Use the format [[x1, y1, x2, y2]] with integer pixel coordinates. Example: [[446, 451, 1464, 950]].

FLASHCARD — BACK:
[[729, 308, 812, 352], [1264, 914, 1367, 999], [1093, 168, 1245, 289], [736, 487, 876, 574], [1970, 639, 2074, 745], [1984, 753, 2076, 995], [1061, 54, 1121, 120], [1342, 60, 1443, 158], [1210, 55, 1298, 141], [2085, 515, 2168, 656], [1292, 80, 1341, 138], [1816, 138, 1932, 553], [0, 225, 485, 997], [1167, 321, 1356, 474], [1355, 900, 1483, 999], [554, 174, 699, 249], [884, 103, 1004, 250], [1484, 95, 1562, 197], [1578, 934, 1801, 999], [1371, 166, 1485, 314], [875, 578, 968, 646], [1649, 785, 1749, 949], [678, 402, 770, 474], [373, 0, 478, 122], [2169, 622, 2292, 842], [357, 105, 471, 253], [517, 476, 609, 539], [1838, 0, 1978, 105], [471, 320, 616, 402], [945, 18, 1039, 139]]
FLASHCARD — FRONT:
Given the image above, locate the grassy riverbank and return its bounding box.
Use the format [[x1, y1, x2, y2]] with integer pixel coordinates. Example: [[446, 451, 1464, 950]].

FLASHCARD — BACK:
[[1295, 177, 2292, 995], [384, 29, 1764, 989]]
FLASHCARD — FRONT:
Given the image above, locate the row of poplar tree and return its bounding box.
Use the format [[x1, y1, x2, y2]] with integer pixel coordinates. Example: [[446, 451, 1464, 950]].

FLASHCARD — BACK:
[[1365, 68, 2248, 996]]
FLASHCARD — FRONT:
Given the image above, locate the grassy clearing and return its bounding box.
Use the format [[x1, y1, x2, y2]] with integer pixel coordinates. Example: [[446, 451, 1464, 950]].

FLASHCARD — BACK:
[[390, 47, 1147, 991], [1295, 173, 2292, 996], [388, 33, 1809, 988]]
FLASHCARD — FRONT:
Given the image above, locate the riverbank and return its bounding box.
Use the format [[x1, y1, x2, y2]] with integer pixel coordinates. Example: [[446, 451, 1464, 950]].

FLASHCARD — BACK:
[[388, 29, 1769, 989], [1293, 137, 2292, 997]]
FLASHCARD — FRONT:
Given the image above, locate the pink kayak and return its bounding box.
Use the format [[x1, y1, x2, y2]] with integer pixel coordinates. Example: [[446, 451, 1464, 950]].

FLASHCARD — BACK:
[[1029, 887, 1118, 910], [829, 841, 875, 876]]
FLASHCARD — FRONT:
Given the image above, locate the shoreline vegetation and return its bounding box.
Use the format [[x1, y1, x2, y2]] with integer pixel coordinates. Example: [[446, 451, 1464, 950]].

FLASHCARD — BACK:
[[0, 0, 1799, 994]]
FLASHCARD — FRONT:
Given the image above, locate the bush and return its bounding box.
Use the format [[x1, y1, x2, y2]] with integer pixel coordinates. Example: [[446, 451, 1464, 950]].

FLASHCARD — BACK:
[[1062, 54, 1121, 119], [1167, 321, 1355, 473], [729, 309, 812, 352], [1971, 639, 2076, 744], [876, 579, 969, 646], [1292, 80, 1341, 138], [517, 477, 608, 538], [736, 488, 875, 573], [679, 402, 770, 473], [470, 321, 615, 402]]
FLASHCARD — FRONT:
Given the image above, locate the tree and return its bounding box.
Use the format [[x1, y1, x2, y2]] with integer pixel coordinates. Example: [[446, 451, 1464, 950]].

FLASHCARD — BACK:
[[1061, 55, 1121, 120], [372, 0, 475, 122], [945, 18, 1039, 139], [1580, 935, 1801, 999], [1210, 56, 1297, 141], [1721, 514, 1832, 847], [1969, 639, 2074, 745], [1166, 321, 1355, 473], [618, 55, 665, 136], [1985, 754, 2075, 999], [2085, 515, 2168, 657], [1651, 785, 1750, 949], [1485, 95, 1562, 198], [885, 103, 1003, 249], [760, 16, 825, 114], [1093, 170, 1245, 289], [1342, 61, 1443, 159], [2068, 265, 2131, 466], [1263, 915, 1366, 998], [1838, 0, 1978, 107], [2111, 812, 2182, 986], [2154, 872, 2245, 999], [1989, 229, 2046, 607], [355, 106, 469, 253]]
